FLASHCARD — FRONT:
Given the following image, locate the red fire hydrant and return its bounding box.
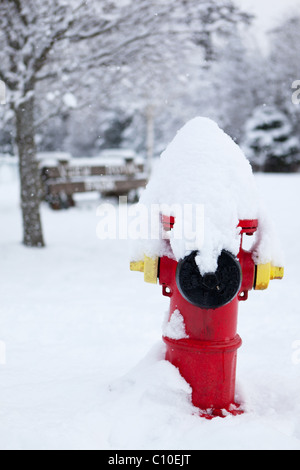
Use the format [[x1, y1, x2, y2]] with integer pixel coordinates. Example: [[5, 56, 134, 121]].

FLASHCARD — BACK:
[[131, 215, 284, 418], [130, 117, 284, 418]]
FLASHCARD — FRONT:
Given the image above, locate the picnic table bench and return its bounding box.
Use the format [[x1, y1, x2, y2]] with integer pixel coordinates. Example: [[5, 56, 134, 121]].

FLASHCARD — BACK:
[[39, 150, 148, 209]]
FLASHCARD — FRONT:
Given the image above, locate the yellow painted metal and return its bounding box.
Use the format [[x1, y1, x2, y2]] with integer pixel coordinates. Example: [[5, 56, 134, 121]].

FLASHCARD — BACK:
[[270, 266, 284, 280], [255, 263, 271, 290], [255, 262, 284, 290], [130, 256, 159, 284], [143, 256, 159, 284], [130, 260, 145, 272]]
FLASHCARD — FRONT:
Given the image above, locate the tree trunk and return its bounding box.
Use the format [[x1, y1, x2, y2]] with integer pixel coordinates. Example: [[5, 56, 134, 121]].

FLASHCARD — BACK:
[[15, 94, 45, 247], [146, 104, 154, 177]]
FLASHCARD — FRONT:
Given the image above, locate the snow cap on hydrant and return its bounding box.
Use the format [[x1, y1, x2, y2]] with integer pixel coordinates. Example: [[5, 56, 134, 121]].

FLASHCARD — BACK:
[[130, 117, 284, 417], [131, 116, 283, 274]]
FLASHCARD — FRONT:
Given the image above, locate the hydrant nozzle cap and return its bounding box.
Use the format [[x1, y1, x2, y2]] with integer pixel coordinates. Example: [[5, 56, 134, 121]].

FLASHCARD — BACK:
[[270, 266, 284, 280], [254, 263, 284, 290], [176, 250, 242, 310], [130, 260, 145, 273], [130, 256, 159, 284]]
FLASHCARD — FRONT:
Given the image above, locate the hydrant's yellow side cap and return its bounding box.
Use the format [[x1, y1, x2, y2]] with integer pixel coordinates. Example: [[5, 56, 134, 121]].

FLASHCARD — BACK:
[[130, 261, 145, 272], [144, 256, 159, 284], [130, 256, 159, 284], [270, 266, 284, 280], [255, 263, 284, 290]]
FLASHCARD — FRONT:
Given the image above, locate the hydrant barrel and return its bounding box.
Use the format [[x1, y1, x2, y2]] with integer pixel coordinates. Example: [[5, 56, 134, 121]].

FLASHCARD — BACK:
[[160, 253, 243, 414], [164, 335, 242, 413]]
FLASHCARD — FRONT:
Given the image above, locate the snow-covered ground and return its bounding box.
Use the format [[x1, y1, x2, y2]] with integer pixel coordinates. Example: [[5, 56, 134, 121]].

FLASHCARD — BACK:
[[0, 163, 300, 450]]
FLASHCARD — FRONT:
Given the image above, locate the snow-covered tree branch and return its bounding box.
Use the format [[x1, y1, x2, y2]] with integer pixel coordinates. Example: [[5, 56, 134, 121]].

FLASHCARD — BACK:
[[0, 0, 251, 247]]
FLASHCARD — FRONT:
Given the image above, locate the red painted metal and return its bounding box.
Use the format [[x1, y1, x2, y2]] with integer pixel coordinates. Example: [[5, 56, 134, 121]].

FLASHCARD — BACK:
[[159, 217, 258, 418], [161, 214, 175, 231], [238, 219, 257, 301], [238, 219, 258, 235]]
